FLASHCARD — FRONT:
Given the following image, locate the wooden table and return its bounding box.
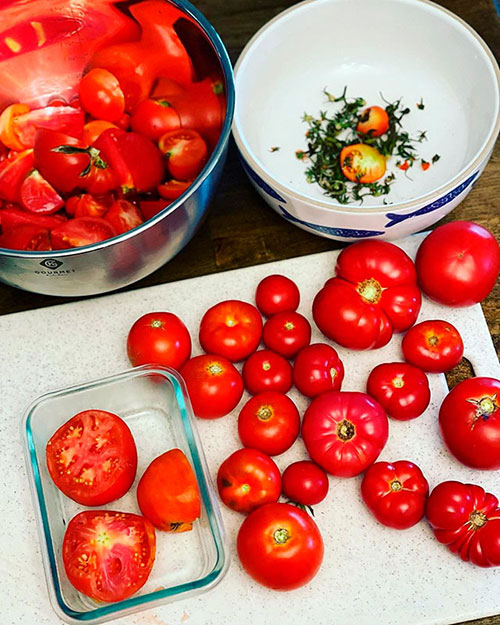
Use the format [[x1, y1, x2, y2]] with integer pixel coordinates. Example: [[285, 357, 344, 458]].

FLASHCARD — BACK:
[[0, 1, 498, 624]]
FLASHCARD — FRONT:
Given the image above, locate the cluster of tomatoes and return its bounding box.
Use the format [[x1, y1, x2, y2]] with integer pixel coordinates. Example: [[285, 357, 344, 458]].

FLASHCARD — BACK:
[[0, 0, 224, 251], [45, 408, 202, 603], [125, 220, 500, 590]]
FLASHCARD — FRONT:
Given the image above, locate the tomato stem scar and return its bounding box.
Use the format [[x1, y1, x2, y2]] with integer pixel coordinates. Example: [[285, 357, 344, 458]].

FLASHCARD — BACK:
[[257, 406, 273, 421], [392, 377, 405, 389], [468, 510, 487, 530], [273, 528, 290, 544], [390, 479, 403, 492], [336, 419, 356, 441], [357, 278, 383, 304]]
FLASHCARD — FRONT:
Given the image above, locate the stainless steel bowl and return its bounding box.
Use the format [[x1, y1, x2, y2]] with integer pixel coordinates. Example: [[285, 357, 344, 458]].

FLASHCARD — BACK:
[[0, 0, 234, 296]]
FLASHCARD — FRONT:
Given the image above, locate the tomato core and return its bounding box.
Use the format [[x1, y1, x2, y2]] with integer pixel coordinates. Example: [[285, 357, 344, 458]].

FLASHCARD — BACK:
[[257, 406, 273, 421], [357, 278, 383, 304], [336, 419, 356, 441], [273, 528, 291, 545], [392, 377, 405, 389], [390, 479, 403, 492], [468, 510, 488, 530]]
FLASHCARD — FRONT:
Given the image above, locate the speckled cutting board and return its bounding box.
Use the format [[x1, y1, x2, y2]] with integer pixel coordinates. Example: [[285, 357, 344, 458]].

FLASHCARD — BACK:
[[1, 232, 499, 625]]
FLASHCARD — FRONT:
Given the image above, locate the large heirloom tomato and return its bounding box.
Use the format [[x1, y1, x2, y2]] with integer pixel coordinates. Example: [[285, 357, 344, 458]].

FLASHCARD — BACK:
[[301, 391, 389, 477], [439, 377, 500, 470], [366, 362, 430, 421], [46, 409, 137, 506], [415, 221, 500, 307], [313, 241, 421, 350], [62, 510, 156, 602], [217, 448, 281, 514], [361, 460, 429, 529], [426, 481, 500, 567], [198, 300, 262, 362], [137, 449, 201, 532], [237, 502, 324, 590]]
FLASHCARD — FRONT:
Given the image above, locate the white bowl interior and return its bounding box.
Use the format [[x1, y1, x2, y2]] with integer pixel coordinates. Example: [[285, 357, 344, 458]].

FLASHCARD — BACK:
[[234, 0, 499, 208]]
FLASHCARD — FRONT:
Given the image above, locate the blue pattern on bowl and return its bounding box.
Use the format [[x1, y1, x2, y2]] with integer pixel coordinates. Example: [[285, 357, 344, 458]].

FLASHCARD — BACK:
[[240, 159, 287, 203], [279, 205, 384, 238]]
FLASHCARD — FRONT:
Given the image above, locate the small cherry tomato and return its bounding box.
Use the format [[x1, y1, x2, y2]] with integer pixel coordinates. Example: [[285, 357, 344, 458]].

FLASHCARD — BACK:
[[402, 320, 464, 373], [361, 460, 429, 529], [293, 343, 344, 398], [180, 354, 244, 419], [262, 311, 311, 358], [217, 448, 281, 514], [238, 392, 300, 456], [237, 503, 324, 590], [126, 311, 192, 370], [131, 98, 181, 140], [242, 349, 293, 395], [199, 299, 262, 362], [79, 68, 125, 122], [356, 105, 389, 137], [366, 362, 430, 421], [340, 143, 386, 183], [281, 461, 329, 506], [439, 377, 500, 470], [255, 274, 300, 317], [159, 128, 208, 181]]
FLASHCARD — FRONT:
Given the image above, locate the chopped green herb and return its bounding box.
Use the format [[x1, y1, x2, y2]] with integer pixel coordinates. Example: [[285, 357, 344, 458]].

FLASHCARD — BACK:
[[269, 146, 280, 152], [417, 98, 425, 110], [432, 153, 441, 163]]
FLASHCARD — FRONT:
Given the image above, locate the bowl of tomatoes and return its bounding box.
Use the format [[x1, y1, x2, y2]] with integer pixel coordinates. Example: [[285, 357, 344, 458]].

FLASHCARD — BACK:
[[0, 0, 234, 296], [233, 0, 500, 241], [22, 364, 229, 624]]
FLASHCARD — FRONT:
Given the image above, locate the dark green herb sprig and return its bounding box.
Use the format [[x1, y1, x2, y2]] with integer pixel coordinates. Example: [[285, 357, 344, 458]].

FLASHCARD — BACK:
[[297, 87, 435, 204]]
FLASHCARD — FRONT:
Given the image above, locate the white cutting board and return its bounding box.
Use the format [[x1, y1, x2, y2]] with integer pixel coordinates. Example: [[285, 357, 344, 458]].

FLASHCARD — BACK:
[[1, 232, 499, 625]]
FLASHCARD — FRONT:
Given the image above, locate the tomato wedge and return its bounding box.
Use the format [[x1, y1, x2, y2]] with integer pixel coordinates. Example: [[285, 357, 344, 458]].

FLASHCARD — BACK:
[[20, 169, 64, 214], [0, 206, 66, 231], [13, 105, 85, 148], [158, 179, 191, 200], [0, 149, 35, 202], [46, 409, 137, 506], [104, 199, 144, 235], [62, 510, 156, 602], [65, 193, 111, 218], [51, 217, 116, 249], [0, 223, 51, 251]]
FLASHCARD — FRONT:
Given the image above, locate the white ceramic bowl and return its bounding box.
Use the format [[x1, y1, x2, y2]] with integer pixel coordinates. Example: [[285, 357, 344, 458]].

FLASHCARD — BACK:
[[233, 0, 500, 241]]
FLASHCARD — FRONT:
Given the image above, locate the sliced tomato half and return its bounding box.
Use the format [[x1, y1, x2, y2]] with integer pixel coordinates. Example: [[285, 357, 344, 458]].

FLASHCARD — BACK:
[[157, 179, 191, 200], [51, 216, 116, 249], [0, 223, 51, 250], [0, 206, 66, 231], [13, 105, 85, 148]]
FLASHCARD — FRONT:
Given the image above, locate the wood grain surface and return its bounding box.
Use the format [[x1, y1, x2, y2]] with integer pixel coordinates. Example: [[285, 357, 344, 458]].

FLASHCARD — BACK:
[[0, 2, 499, 624]]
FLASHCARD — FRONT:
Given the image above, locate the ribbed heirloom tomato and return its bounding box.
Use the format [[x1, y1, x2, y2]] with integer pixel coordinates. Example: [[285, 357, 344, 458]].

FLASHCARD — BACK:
[[361, 460, 429, 529], [313, 240, 421, 350], [426, 481, 500, 567], [301, 391, 389, 477], [439, 377, 500, 469]]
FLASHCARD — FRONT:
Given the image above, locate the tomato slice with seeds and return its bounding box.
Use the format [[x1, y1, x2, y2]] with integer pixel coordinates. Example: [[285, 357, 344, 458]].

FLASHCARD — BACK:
[[20, 169, 64, 214], [157, 179, 191, 200], [159, 128, 207, 181], [46, 409, 137, 506], [104, 199, 144, 235], [340, 143, 386, 183], [62, 510, 156, 602]]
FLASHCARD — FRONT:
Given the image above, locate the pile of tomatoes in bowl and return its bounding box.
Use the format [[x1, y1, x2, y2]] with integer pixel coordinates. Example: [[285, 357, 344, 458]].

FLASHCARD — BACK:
[[0, 0, 225, 251], [124, 219, 500, 591]]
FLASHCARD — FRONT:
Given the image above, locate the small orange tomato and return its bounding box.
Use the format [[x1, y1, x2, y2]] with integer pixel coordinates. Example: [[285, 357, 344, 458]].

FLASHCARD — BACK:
[[0, 102, 30, 150], [340, 144, 386, 183], [83, 120, 117, 145], [357, 106, 389, 137]]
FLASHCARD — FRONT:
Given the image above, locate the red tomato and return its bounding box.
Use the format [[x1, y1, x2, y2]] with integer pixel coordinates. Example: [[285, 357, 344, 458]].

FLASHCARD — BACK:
[[33, 129, 89, 193], [115, 131, 165, 192], [79, 68, 125, 122], [361, 460, 429, 529], [159, 128, 208, 181], [217, 448, 281, 514], [366, 362, 430, 421], [19, 169, 64, 215], [104, 199, 144, 235], [293, 343, 345, 398], [62, 510, 156, 602], [313, 241, 421, 350], [0, 103, 30, 150], [439, 377, 500, 470], [0, 206, 66, 231], [415, 221, 500, 307], [426, 481, 500, 567], [158, 179, 191, 200], [255, 274, 300, 317], [281, 461, 329, 507], [237, 503, 324, 590], [13, 105, 85, 147], [340, 143, 386, 183], [66, 193, 111, 219], [152, 77, 185, 99], [83, 120, 117, 145], [242, 349, 293, 395], [0, 148, 35, 202], [0, 223, 51, 251], [126, 311, 191, 370], [93, 128, 135, 192], [301, 391, 389, 477], [131, 99, 181, 140], [50, 217, 116, 249], [262, 311, 311, 358], [402, 319, 464, 373], [137, 449, 201, 532], [238, 392, 300, 456], [198, 299, 263, 362], [46, 409, 137, 506], [180, 354, 244, 419], [81, 157, 118, 196], [357, 106, 390, 137]]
